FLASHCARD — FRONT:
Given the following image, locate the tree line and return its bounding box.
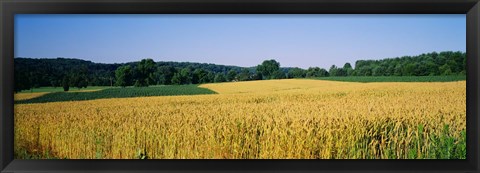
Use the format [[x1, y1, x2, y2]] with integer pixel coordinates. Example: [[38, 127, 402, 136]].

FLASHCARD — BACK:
[[14, 51, 466, 92], [14, 58, 243, 92]]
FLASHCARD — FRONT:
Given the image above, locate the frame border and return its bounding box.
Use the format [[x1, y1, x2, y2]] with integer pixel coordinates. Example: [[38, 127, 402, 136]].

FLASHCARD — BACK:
[[1, 0, 479, 172]]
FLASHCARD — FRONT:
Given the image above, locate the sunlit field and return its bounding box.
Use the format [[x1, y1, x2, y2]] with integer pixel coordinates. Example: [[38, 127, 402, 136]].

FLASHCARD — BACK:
[[14, 79, 466, 159], [14, 92, 48, 101]]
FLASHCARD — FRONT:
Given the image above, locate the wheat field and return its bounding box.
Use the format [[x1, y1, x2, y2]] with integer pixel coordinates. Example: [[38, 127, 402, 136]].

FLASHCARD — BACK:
[[14, 79, 466, 159], [14, 92, 48, 101]]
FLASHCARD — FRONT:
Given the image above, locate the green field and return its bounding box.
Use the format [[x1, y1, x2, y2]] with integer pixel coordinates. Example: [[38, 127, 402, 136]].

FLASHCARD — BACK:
[[15, 85, 217, 104], [18, 86, 113, 93], [315, 75, 466, 83]]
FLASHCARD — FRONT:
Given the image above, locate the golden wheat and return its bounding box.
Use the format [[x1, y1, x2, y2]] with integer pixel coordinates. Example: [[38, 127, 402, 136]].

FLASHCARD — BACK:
[[14, 79, 466, 159], [14, 92, 48, 101]]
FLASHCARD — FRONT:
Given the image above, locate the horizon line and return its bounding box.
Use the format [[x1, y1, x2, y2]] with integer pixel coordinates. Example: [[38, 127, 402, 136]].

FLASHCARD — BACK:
[[14, 50, 466, 69]]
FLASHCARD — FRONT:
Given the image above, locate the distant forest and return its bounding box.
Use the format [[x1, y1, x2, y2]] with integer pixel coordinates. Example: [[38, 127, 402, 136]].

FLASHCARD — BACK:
[[14, 51, 466, 92]]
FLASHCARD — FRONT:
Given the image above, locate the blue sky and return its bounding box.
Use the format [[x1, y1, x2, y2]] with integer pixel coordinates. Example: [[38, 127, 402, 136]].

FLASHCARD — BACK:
[[15, 14, 465, 69]]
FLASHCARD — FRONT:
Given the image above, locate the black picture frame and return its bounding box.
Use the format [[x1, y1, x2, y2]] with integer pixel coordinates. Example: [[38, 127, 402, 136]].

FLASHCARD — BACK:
[[1, 0, 479, 172]]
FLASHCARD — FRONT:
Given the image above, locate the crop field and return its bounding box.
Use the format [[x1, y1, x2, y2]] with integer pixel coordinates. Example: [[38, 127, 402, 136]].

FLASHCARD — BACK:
[[14, 92, 49, 101], [14, 79, 466, 159], [18, 86, 113, 93], [316, 75, 466, 83], [15, 85, 216, 104], [14, 89, 104, 101]]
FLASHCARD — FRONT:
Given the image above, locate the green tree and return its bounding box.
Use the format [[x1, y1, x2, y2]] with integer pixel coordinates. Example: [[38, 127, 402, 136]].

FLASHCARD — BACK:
[[394, 64, 403, 76], [204, 71, 215, 83], [416, 62, 429, 76], [70, 66, 89, 89], [180, 67, 192, 84], [251, 72, 263, 80], [134, 59, 156, 87], [329, 65, 339, 76], [171, 73, 182, 85], [337, 68, 348, 76], [372, 66, 386, 76], [305, 67, 318, 77], [343, 63, 354, 76], [272, 70, 286, 79], [214, 73, 227, 83], [439, 64, 453, 75], [343, 63, 352, 69], [227, 70, 237, 81], [115, 65, 132, 87], [404, 63, 417, 76], [386, 64, 395, 76], [192, 69, 208, 84], [237, 69, 251, 81], [306, 67, 328, 77], [356, 66, 372, 76], [154, 66, 175, 85], [256, 59, 280, 79], [62, 76, 70, 92], [287, 67, 306, 78], [14, 69, 31, 93], [446, 59, 458, 74]]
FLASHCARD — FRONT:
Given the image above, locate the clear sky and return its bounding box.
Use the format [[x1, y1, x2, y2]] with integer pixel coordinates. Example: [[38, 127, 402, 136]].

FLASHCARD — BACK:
[[15, 14, 465, 69]]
